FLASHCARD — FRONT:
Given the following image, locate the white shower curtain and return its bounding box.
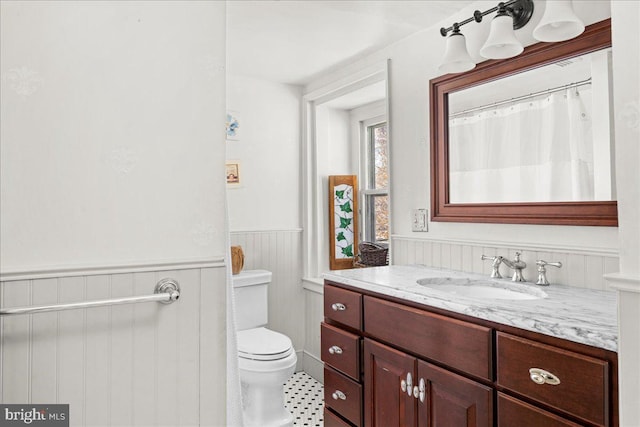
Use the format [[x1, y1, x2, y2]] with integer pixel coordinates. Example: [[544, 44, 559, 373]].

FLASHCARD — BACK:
[[449, 87, 594, 203], [226, 197, 244, 426]]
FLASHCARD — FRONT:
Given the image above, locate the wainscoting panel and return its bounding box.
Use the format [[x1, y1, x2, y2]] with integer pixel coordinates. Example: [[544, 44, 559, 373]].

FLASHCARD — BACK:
[[230, 229, 304, 366], [392, 236, 619, 290], [0, 264, 226, 427], [303, 285, 324, 383]]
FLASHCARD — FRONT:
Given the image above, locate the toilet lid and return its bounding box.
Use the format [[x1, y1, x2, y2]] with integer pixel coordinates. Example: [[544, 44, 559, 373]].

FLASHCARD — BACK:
[[237, 327, 294, 361]]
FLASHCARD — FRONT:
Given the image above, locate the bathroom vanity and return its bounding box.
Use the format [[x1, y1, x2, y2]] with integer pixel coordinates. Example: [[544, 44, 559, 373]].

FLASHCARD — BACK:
[[320, 266, 618, 427]]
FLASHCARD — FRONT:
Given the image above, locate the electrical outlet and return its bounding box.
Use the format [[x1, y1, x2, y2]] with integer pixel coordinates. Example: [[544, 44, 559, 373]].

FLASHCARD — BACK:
[[412, 209, 428, 232]]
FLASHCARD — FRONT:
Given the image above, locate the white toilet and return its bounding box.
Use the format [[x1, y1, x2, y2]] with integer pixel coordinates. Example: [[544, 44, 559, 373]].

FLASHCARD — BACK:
[[232, 270, 297, 427]]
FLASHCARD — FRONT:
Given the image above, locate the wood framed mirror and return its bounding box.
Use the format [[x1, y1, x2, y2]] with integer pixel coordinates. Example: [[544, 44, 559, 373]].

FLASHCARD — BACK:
[[430, 19, 617, 226]]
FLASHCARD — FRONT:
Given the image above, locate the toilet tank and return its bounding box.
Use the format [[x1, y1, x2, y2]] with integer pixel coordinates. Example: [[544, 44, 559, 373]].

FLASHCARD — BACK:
[[232, 269, 272, 331]]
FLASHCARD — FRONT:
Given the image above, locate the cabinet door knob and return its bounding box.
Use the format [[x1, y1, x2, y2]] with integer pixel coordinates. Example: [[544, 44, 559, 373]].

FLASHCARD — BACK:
[[412, 385, 419, 399], [529, 368, 561, 385], [332, 390, 346, 400], [418, 378, 426, 403], [400, 379, 407, 392], [328, 345, 343, 355], [331, 303, 346, 311], [406, 373, 413, 396]]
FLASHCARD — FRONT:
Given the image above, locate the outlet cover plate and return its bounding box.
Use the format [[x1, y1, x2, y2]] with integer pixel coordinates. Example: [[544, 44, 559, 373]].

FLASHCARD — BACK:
[[412, 209, 428, 232]]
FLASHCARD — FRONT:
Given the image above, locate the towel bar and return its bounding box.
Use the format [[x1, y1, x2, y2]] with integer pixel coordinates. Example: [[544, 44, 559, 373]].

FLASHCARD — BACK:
[[0, 278, 180, 316]]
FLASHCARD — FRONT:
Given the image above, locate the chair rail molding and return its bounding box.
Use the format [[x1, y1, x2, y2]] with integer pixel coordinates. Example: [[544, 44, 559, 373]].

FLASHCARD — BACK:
[[0, 256, 227, 282]]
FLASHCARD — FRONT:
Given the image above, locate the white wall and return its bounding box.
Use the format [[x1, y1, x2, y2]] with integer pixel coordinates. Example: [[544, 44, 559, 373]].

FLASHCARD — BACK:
[[316, 106, 353, 274], [1, 1, 227, 272], [0, 2, 229, 425], [608, 1, 640, 425], [226, 74, 301, 231]]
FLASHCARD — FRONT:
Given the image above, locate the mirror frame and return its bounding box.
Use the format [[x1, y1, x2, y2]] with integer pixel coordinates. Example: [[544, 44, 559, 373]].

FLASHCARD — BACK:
[[430, 19, 617, 226]]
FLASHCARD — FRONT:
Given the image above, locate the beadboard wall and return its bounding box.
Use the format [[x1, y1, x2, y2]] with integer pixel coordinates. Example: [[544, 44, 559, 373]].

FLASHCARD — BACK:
[[302, 286, 324, 383], [0, 264, 227, 427], [392, 235, 619, 290], [230, 229, 305, 369]]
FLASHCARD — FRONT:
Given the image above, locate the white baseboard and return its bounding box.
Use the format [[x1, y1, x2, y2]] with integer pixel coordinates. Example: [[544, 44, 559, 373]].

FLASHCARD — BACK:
[[302, 351, 324, 384]]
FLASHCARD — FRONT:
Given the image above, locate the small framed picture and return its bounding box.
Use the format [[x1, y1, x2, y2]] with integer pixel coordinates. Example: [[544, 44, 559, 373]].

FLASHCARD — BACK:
[[226, 161, 241, 187], [226, 111, 241, 141]]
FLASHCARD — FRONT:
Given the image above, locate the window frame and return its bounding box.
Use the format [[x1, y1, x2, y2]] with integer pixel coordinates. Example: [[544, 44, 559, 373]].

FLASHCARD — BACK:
[[360, 117, 389, 245]]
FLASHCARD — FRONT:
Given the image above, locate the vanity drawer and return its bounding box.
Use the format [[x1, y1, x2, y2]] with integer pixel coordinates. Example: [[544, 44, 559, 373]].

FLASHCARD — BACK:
[[364, 296, 492, 380], [324, 366, 363, 427], [321, 322, 361, 380], [498, 393, 583, 427], [324, 408, 354, 427], [324, 284, 363, 330], [497, 332, 609, 426]]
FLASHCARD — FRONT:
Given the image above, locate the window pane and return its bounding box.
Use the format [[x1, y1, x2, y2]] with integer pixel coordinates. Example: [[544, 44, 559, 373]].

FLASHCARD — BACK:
[[373, 124, 388, 189], [373, 194, 389, 242]]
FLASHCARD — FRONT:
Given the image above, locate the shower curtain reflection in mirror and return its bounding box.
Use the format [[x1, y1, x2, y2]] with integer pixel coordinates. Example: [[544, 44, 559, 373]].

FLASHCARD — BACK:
[[448, 85, 613, 204]]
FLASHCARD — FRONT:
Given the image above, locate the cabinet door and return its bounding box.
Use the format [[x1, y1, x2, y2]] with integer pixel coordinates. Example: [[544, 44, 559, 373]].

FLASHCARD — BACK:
[[417, 360, 493, 427], [364, 338, 417, 427]]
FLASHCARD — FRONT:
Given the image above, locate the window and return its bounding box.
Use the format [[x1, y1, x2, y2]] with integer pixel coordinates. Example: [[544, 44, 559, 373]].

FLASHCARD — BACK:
[[362, 121, 389, 244]]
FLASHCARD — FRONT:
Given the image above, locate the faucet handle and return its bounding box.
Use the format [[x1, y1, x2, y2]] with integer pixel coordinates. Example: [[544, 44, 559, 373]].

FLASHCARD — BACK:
[[535, 260, 562, 286], [536, 260, 562, 268], [481, 255, 503, 278]]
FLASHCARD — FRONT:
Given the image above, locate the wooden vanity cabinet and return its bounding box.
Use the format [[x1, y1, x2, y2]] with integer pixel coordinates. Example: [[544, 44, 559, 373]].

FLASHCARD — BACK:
[[322, 281, 618, 427]]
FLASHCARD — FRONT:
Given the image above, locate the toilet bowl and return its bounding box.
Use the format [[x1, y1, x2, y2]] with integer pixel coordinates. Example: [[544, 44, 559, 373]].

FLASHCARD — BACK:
[[237, 327, 297, 427]]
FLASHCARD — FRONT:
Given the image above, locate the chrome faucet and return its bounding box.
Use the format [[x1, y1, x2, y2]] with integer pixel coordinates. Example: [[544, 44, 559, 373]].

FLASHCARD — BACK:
[[535, 260, 562, 286], [482, 252, 527, 282], [501, 252, 527, 282]]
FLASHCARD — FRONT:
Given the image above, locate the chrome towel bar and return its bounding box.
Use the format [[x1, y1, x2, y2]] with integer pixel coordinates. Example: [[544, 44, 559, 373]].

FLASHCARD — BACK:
[[0, 278, 180, 316]]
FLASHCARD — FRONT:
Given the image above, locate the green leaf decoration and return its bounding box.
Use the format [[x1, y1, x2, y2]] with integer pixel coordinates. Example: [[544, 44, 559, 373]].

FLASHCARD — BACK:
[[335, 190, 345, 199], [340, 202, 352, 213], [341, 245, 354, 257], [336, 231, 346, 242], [339, 217, 352, 229]]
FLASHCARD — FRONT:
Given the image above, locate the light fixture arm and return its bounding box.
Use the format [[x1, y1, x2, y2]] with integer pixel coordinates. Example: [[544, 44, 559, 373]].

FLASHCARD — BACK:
[[439, 0, 534, 37]]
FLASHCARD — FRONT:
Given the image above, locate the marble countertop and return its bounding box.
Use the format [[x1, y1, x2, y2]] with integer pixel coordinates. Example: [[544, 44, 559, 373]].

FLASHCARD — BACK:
[[323, 265, 618, 352]]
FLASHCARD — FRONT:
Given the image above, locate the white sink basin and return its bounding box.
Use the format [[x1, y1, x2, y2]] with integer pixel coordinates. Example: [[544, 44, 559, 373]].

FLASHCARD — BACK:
[[416, 277, 547, 301]]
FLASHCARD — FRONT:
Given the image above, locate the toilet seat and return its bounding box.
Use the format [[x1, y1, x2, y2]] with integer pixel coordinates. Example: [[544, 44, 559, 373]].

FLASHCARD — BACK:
[[238, 327, 294, 361]]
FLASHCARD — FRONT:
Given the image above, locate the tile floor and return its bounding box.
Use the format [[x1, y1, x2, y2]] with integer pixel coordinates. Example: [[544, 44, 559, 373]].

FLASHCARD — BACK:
[[284, 371, 324, 427]]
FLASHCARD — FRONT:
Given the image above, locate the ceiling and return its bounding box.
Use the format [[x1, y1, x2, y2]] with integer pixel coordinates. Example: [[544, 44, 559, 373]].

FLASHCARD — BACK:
[[227, 1, 475, 86]]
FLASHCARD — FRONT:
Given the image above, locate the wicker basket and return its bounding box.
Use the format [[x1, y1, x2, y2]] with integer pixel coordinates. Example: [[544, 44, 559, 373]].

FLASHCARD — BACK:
[[356, 242, 389, 267]]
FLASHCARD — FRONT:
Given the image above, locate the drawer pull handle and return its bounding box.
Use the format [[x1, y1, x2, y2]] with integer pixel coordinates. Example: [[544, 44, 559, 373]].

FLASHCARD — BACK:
[[529, 368, 561, 385], [328, 345, 343, 355], [331, 303, 346, 311], [418, 378, 426, 403], [332, 390, 346, 400]]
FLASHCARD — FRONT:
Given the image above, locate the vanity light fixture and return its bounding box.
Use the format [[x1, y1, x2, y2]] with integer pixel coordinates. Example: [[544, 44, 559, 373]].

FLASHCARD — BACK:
[[479, 3, 525, 59], [437, 23, 476, 74], [438, 0, 586, 74], [533, 0, 585, 42]]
